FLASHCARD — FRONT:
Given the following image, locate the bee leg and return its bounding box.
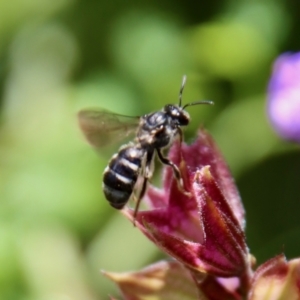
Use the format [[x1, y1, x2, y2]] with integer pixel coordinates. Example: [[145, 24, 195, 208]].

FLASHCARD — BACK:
[[156, 148, 190, 196], [133, 177, 148, 226], [133, 150, 154, 226]]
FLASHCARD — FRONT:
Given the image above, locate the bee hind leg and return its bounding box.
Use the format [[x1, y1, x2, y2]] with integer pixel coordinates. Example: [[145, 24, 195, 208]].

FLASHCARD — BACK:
[[132, 177, 148, 226], [132, 150, 154, 226]]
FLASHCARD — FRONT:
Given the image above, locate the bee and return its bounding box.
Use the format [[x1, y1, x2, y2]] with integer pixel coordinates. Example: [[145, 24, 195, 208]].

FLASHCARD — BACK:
[[78, 75, 213, 222]]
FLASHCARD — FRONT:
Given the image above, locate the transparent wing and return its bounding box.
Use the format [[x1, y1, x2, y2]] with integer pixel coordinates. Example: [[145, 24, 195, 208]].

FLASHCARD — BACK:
[[78, 109, 140, 148]]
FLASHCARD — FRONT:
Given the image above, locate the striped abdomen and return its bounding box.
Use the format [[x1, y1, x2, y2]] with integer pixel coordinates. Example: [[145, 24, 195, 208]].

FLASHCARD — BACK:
[[102, 144, 145, 209]]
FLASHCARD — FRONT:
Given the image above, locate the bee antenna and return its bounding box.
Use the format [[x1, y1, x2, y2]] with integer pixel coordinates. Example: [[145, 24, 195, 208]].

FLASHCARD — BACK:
[[182, 100, 214, 110], [178, 75, 187, 107]]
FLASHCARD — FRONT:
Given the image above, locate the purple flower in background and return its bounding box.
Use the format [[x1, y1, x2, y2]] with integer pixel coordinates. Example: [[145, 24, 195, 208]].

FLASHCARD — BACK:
[[267, 52, 300, 143]]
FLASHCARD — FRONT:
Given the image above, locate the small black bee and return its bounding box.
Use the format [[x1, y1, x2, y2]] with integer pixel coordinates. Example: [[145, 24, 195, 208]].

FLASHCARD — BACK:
[[78, 75, 213, 221]]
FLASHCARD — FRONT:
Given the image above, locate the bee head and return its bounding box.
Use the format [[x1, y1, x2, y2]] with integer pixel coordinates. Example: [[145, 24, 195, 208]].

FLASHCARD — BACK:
[[163, 104, 190, 126]]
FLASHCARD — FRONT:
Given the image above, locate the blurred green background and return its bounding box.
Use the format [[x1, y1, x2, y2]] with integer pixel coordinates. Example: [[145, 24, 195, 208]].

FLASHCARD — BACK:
[[0, 0, 300, 299]]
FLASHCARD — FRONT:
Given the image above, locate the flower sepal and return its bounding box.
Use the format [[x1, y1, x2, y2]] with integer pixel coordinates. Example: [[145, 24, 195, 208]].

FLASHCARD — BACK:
[[249, 254, 300, 300], [103, 260, 199, 300]]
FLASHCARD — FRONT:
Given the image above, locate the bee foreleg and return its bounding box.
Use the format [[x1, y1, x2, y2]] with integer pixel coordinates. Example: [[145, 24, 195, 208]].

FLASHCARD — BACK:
[[156, 148, 190, 196]]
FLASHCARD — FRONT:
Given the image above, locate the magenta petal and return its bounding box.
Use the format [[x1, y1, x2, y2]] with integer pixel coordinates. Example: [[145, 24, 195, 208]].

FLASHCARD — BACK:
[[144, 185, 168, 209], [193, 167, 248, 276], [157, 130, 245, 229], [143, 224, 228, 275], [124, 129, 249, 279], [147, 225, 245, 277], [142, 129, 245, 231], [127, 168, 204, 243], [129, 167, 248, 278]]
